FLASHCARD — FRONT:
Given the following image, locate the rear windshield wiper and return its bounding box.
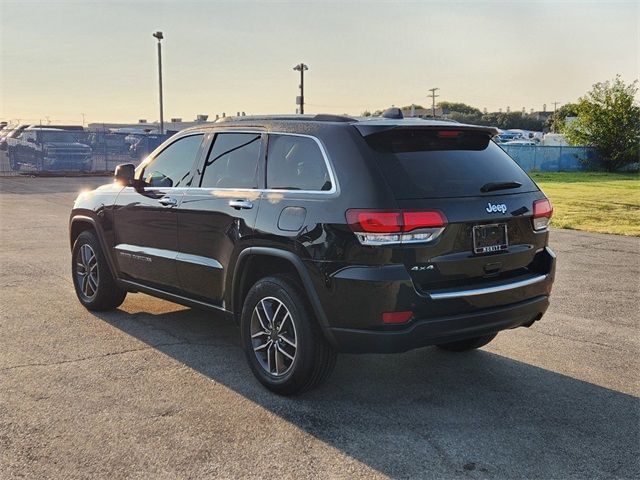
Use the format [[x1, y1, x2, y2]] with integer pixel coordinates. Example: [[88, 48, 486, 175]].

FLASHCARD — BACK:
[[480, 181, 522, 193]]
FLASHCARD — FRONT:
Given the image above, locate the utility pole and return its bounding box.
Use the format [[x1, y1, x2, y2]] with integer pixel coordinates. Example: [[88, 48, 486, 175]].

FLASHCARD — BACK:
[[428, 87, 439, 117], [293, 63, 308, 114], [551, 101, 561, 133], [81, 113, 85, 127], [153, 31, 165, 134]]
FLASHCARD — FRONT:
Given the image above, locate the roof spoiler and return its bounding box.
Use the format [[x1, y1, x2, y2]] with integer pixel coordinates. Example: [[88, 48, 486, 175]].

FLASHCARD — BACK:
[[354, 124, 499, 137]]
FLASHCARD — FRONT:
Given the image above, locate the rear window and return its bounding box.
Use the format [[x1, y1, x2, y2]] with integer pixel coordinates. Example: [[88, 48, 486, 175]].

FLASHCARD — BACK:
[[365, 128, 537, 199]]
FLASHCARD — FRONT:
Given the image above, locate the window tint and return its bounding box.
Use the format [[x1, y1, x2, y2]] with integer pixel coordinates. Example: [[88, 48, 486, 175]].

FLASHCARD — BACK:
[[267, 134, 331, 191], [142, 134, 203, 188], [200, 133, 261, 188], [366, 129, 538, 199]]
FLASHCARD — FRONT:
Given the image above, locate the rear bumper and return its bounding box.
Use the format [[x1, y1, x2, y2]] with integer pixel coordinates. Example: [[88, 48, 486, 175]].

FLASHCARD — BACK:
[[329, 295, 549, 353], [312, 246, 556, 353]]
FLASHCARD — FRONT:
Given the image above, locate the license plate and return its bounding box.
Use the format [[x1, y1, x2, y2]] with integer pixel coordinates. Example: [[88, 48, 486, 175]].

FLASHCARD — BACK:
[[472, 223, 508, 254]]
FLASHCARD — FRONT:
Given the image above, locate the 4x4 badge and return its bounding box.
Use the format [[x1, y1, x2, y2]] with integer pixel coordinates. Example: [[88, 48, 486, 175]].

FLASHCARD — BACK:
[[411, 265, 434, 271], [486, 202, 507, 214]]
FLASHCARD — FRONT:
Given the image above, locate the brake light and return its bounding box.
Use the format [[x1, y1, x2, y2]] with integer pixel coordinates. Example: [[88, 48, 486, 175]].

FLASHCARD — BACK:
[[382, 311, 413, 324], [532, 198, 553, 231], [346, 209, 447, 245], [437, 130, 462, 138]]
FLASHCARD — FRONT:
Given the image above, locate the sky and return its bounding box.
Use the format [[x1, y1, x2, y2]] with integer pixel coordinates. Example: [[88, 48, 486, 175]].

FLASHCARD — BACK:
[[0, 0, 638, 124]]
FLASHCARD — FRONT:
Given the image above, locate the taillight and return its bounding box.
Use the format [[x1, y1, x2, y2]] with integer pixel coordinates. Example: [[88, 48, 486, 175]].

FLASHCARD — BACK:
[[346, 209, 447, 246], [532, 198, 553, 231], [347, 210, 402, 233]]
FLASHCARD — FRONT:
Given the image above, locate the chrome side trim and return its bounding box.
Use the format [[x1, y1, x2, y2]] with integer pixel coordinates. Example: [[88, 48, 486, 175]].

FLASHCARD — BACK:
[[115, 244, 222, 269], [115, 244, 176, 261], [175, 252, 223, 269], [429, 274, 548, 300]]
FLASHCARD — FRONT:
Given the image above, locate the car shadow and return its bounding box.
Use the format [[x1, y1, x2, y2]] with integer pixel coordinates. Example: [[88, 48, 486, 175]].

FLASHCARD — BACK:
[[93, 298, 639, 478]]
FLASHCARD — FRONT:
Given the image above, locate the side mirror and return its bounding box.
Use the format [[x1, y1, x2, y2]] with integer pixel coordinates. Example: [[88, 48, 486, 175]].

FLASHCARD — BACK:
[[114, 163, 135, 186]]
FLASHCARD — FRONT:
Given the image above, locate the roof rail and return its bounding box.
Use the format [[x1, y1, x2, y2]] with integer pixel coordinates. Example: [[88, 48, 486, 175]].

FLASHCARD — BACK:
[[215, 114, 355, 123]]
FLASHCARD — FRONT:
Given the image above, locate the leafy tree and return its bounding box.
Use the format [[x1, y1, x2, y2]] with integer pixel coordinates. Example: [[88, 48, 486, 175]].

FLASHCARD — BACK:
[[475, 112, 545, 131], [447, 111, 483, 124], [546, 102, 578, 132], [562, 76, 640, 171], [437, 101, 482, 116]]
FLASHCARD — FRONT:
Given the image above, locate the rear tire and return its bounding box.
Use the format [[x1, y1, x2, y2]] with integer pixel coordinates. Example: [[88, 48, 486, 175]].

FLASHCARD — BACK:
[[437, 333, 497, 352], [240, 275, 336, 395], [72, 230, 126, 311]]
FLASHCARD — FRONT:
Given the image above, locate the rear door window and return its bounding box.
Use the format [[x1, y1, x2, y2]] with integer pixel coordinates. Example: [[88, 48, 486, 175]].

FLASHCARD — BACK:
[[365, 128, 538, 199], [200, 133, 262, 189], [266, 134, 332, 191]]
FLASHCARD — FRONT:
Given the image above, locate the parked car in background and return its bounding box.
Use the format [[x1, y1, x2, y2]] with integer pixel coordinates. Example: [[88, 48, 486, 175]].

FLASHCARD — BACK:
[[87, 132, 130, 155], [128, 133, 172, 161], [0, 124, 32, 150], [501, 140, 538, 146], [496, 131, 523, 143], [541, 133, 571, 146], [8, 127, 92, 171]]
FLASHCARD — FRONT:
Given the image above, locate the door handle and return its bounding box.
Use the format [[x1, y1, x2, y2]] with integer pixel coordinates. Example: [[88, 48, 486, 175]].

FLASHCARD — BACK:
[[158, 196, 178, 207], [229, 199, 253, 210]]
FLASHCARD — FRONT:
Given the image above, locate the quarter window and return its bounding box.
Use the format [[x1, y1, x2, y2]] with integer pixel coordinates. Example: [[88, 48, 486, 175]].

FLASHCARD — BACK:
[[200, 133, 262, 189], [142, 134, 203, 188], [266, 134, 331, 191]]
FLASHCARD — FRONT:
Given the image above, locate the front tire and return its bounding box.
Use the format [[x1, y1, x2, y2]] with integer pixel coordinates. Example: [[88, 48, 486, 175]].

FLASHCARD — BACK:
[[437, 333, 497, 352], [72, 230, 126, 311], [240, 275, 336, 395]]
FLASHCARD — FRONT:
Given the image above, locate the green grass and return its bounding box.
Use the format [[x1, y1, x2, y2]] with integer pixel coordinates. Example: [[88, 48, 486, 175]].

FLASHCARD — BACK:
[[529, 172, 640, 236]]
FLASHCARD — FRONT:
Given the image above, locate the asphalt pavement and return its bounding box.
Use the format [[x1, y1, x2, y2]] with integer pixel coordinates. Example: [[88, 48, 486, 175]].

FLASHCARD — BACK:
[[1, 176, 638, 479]]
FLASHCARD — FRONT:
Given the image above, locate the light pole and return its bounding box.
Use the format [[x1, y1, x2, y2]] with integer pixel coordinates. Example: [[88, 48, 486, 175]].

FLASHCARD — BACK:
[[153, 31, 164, 134], [293, 63, 308, 114]]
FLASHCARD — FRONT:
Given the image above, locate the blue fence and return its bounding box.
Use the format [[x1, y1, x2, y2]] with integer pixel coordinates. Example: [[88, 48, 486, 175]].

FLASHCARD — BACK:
[[502, 145, 600, 172]]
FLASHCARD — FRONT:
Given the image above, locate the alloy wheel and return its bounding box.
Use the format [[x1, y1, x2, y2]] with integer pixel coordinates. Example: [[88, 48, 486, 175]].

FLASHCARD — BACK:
[[250, 296, 298, 376], [76, 244, 99, 300]]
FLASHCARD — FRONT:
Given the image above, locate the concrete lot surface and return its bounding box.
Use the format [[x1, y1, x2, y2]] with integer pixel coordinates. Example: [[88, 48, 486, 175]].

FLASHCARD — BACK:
[[1, 176, 639, 479]]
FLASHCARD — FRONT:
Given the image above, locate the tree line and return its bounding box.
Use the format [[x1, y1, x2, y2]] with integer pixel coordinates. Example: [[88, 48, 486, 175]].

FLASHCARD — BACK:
[[362, 76, 639, 171]]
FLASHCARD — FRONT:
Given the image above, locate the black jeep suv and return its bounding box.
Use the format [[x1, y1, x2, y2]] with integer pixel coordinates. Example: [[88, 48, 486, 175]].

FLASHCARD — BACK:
[[69, 113, 555, 394]]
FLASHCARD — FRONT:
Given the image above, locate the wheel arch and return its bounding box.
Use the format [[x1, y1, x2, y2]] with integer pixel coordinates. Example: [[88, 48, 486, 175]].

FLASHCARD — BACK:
[[230, 247, 336, 346], [69, 215, 117, 278]]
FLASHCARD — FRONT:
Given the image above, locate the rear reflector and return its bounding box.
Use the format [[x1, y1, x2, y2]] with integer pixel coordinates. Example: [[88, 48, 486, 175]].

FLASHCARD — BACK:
[[382, 311, 413, 324], [532, 198, 553, 230]]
